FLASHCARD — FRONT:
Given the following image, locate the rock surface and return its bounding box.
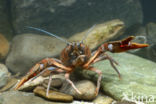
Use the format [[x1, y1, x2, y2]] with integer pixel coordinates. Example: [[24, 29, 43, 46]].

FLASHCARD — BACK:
[[0, 91, 66, 104], [0, 77, 18, 92], [33, 86, 73, 102], [0, 91, 99, 104], [11, 0, 143, 38], [69, 19, 124, 49], [81, 52, 156, 101], [0, 63, 10, 88], [0, 34, 10, 59], [67, 80, 96, 100], [6, 34, 66, 75]]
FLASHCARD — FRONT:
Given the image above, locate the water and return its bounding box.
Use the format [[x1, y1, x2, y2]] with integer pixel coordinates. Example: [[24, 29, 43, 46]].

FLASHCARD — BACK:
[[0, 0, 156, 104]]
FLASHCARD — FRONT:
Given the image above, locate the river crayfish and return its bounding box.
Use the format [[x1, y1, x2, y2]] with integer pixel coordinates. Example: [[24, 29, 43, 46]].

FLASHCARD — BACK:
[[15, 26, 149, 96]]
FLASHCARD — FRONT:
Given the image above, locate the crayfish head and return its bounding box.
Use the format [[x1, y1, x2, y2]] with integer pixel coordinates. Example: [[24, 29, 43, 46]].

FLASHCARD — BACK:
[[104, 36, 149, 53], [61, 42, 91, 67]]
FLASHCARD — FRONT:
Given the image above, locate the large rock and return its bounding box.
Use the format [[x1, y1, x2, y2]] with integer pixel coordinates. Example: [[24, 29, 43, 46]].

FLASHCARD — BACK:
[[69, 19, 124, 49], [81, 52, 156, 102], [0, 34, 10, 60], [0, 63, 10, 88], [6, 34, 66, 75], [11, 0, 143, 37]]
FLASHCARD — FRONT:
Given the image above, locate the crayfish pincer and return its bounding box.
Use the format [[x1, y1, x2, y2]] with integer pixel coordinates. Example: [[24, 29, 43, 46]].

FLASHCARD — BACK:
[[15, 26, 149, 97]]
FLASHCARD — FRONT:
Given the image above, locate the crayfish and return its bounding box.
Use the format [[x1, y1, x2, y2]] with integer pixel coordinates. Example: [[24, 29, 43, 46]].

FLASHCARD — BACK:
[[15, 25, 148, 96]]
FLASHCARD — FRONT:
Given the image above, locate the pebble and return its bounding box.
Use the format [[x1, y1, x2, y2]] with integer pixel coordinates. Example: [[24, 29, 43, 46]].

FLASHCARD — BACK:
[[33, 86, 73, 102], [67, 80, 96, 100], [93, 95, 114, 104]]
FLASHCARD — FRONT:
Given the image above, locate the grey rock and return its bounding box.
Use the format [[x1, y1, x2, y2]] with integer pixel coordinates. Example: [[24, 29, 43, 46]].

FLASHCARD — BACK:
[[0, 64, 10, 88], [0, 91, 65, 104], [67, 80, 96, 100], [81, 52, 156, 101], [0, 77, 18, 92], [6, 34, 66, 75], [11, 0, 143, 38]]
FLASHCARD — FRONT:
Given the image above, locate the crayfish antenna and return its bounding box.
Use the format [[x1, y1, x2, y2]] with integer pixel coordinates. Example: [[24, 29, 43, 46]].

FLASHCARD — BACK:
[[26, 26, 71, 45], [80, 24, 96, 43]]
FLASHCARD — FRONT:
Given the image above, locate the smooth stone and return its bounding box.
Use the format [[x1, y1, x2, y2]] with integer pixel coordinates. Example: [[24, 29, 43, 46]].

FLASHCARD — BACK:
[[0, 91, 65, 104], [0, 34, 9, 59], [33, 86, 73, 102], [93, 94, 113, 104], [80, 52, 156, 101], [69, 19, 124, 49], [67, 80, 96, 100], [0, 63, 10, 88], [6, 34, 66, 75]]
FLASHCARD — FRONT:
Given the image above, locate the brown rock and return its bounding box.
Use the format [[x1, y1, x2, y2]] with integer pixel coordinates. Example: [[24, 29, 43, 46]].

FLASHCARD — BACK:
[[0, 34, 9, 59], [33, 86, 73, 102], [67, 80, 96, 100]]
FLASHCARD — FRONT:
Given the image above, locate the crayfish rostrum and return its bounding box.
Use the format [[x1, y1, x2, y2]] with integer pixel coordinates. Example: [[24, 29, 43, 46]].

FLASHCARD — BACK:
[[15, 26, 149, 96]]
